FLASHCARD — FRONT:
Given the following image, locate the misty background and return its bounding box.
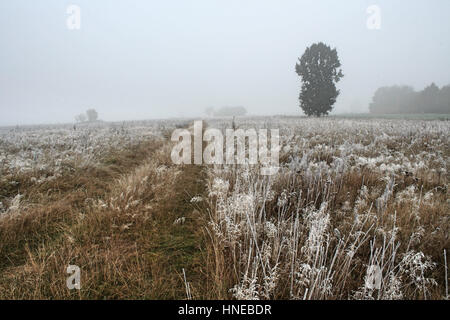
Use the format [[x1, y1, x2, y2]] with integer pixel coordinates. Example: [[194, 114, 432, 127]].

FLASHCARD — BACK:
[[1, 0, 449, 126]]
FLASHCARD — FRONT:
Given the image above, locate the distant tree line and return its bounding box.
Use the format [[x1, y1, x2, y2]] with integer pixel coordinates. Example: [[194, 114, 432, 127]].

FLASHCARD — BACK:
[[370, 83, 450, 114], [205, 106, 247, 117]]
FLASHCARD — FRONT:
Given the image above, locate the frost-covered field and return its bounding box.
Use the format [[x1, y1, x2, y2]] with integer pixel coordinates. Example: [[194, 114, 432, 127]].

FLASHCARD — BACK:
[[203, 117, 449, 299], [0, 121, 164, 175], [0, 116, 448, 299], [0, 120, 181, 215]]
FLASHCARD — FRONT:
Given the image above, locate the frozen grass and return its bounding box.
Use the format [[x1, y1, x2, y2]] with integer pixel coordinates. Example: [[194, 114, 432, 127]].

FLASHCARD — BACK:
[[0, 117, 448, 299], [0, 120, 209, 299], [203, 117, 449, 299]]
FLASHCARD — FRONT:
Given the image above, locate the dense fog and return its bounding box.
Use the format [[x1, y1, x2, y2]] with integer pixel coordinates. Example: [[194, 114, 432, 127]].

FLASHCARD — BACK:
[[1, 0, 449, 125]]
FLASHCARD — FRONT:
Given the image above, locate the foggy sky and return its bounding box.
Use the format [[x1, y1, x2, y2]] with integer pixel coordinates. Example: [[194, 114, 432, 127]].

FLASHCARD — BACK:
[[1, 0, 450, 126]]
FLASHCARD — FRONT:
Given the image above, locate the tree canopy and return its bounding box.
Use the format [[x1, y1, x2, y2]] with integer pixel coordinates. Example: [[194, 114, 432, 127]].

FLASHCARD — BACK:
[[295, 42, 343, 116]]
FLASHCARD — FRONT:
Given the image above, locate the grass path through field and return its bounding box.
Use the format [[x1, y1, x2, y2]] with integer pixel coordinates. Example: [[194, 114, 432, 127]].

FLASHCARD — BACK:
[[0, 128, 213, 299], [143, 163, 209, 299]]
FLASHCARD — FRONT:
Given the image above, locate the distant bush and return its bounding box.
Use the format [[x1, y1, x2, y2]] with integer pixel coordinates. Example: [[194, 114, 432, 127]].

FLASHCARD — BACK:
[[75, 109, 99, 123], [211, 106, 247, 117], [86, 109, 99, 122]]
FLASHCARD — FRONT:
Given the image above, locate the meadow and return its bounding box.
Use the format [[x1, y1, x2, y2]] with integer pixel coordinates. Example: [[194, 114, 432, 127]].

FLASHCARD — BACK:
[[0, 116, 448, 299]]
